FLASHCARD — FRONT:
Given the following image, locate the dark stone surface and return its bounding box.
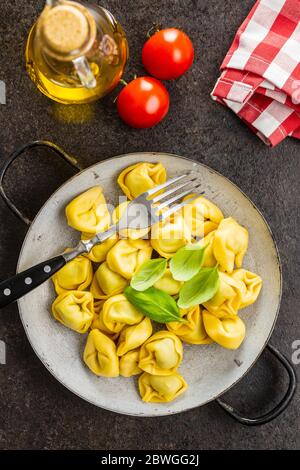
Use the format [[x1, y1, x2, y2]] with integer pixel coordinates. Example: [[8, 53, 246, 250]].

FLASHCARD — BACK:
[[0, 0, 299, 450]]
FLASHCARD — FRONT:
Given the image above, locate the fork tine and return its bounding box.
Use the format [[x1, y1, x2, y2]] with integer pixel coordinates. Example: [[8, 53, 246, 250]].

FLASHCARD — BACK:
[[157, 183, 202, 211], [151, 177, 198, 203], [159, 196, 199, 221], [146, 173, 190, 196]]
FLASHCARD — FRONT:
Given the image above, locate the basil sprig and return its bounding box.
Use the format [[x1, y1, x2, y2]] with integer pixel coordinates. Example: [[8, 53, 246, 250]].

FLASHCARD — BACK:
[[178, 266, 220, 308], [170, 244, 206, 281], [131, 258, 167, 291], [124, 286, 184, 323], [126, 242, 219, 322]]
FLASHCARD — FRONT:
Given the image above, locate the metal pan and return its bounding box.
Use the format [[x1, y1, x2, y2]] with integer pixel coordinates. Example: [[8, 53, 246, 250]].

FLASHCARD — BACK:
[[0, 141, 296, 423]]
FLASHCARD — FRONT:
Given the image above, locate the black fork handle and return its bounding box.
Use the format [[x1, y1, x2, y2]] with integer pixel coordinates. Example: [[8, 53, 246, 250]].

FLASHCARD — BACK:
[[0, 256, 66, 308]]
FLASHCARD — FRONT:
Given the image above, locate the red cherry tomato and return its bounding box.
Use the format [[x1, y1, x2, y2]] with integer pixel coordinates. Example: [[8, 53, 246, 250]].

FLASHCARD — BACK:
[[142, 28, 194, 80], [117, 77, 170, 128]]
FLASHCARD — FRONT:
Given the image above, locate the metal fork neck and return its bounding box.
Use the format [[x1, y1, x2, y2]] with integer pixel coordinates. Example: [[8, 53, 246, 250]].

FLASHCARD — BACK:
[[62, 240, 90, 262], [62, 225, 117, 263]]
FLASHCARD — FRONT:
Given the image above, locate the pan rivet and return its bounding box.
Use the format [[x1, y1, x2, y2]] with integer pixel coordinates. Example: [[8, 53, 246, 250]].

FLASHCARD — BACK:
[[3, 288, 11, 296], [25, 277, 32, 285], [44, 265, 51, 273]]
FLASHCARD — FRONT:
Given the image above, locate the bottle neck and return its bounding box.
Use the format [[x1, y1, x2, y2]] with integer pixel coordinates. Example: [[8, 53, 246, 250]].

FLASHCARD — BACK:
[[37, 1, 98, 89], [38, 1, 97, 62]]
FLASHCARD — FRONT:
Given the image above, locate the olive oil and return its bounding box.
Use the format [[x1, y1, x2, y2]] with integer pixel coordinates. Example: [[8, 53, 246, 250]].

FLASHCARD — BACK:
[[25, 1, 128, 104]]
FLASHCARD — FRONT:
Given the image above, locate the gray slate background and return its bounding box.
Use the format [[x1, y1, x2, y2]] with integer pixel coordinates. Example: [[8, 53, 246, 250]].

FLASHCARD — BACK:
[[0, 0, 299, 450]]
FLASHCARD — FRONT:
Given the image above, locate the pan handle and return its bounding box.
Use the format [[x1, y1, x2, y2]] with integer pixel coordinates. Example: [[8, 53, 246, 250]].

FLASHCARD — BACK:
[[0, 140, 82, 226], [216, 344, 297, 426]]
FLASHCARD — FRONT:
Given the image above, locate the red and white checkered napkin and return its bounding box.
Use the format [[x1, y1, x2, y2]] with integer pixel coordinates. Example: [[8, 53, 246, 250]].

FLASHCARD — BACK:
[[211, 0, 300, 146]]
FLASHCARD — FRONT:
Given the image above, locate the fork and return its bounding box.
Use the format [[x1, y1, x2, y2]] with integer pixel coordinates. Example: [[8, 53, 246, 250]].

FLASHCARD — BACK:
[[0, 173, 201, 308]]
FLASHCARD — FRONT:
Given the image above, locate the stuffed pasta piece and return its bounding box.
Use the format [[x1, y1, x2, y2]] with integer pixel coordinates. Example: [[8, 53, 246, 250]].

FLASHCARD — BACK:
[[196, 231, 217, 267], [52, 254, 93, 294], [112, 201, 150, 240], [231, 269, 262, 309], [90, 262, 128, 299], [202, 310, 246, 350], [91, 315, 120, 342], [83, 233, 118, 263], [167, 305, 213, 345], [65, 186, 111, 235], [203, 271, 245, 317], [213, 217, 248, 273], [118, 162, 167, 200], [52, 290, 94, 333], [139, 372, 188, 403], [93, 299, 106, 316], [139, 331, 183, 376], [153, 268, 183, 295], [100, 294, 144, 335], [182, 195, 224, 238], [117, 317, 153, 356], [106, 239, 152, 280], [83, 329, 119, 377], [151, 212, 192, 258], [119, 349, 142, 377]]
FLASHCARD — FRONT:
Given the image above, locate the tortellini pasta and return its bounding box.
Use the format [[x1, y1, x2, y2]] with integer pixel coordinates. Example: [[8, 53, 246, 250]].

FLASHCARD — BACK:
[[153, 268, 183, 295], [93, 299, 105, 315], [106, 239, 152, 280], [139, 331, 183, 376], [232, 269, 262, 309], [197, 231, 217, 267], [52, 254, 93, 294], [183, 195, 224, 238], [151, 212, 192, 258], [112, 201, 150, 240], [83, 329, 119, 377], [202, 310, 246, 350], [90, 262, 128, 299], [119, 349, 142, 377], [139, 372, 188, 403], [101, 294, 144, 334], [118, 162, 167, 200], [52, 290, 94, 333], [83, 233, 118, 263], [213, 217, 249, 273], [91, 311, 120, 341], [167, 305, 213, 345], [117, 317, 153, 356], [65, 186, 111, 235], [203, 271, 245, 317]]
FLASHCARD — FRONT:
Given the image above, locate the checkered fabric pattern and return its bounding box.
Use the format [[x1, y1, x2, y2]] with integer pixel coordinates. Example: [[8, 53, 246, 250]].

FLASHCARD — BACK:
[[211, 0, 300, 146]]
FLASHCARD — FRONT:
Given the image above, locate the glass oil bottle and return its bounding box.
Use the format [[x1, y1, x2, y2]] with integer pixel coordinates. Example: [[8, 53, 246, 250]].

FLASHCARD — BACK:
[[25, 0, 128, 104]]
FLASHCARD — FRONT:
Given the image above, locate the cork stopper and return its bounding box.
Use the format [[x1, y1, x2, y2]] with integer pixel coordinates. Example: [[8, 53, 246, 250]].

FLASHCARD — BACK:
[[39, 2, 96, 59]]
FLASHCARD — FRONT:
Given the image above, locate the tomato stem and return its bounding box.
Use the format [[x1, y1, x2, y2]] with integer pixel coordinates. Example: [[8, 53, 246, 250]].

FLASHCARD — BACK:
[[146, 23, 162, 38], [114, 78, 129, 103]]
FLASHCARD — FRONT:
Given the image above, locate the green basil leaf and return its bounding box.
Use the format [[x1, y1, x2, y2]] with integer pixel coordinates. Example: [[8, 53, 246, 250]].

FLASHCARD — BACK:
[[131, 258, 167, 291], [124, 286, 184, 323], [170, 244, 206, 281], [178, 266, 220, 308]]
